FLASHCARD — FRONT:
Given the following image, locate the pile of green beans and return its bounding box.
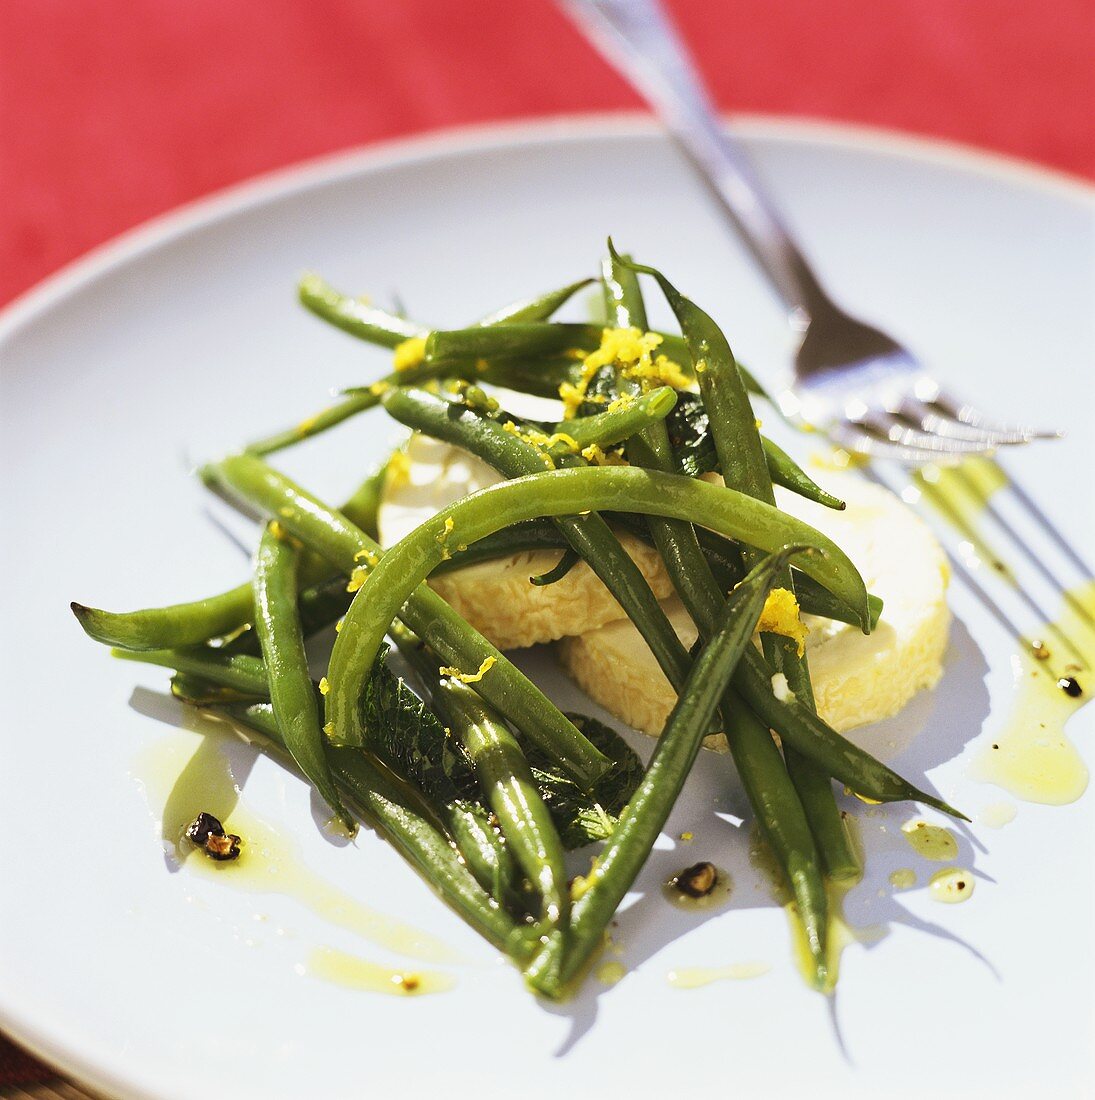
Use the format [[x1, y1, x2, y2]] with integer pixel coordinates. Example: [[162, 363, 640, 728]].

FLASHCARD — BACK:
[[72, 253, 964, 1000]]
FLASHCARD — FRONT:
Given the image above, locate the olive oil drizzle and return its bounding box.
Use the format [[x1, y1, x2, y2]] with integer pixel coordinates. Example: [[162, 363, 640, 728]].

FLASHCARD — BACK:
[[906, 458, 1092, 807], [305, 945, 455, 996], [971, 580, 1093, 805], [136, 733, 457, 965], [667, 962, 771, 989]]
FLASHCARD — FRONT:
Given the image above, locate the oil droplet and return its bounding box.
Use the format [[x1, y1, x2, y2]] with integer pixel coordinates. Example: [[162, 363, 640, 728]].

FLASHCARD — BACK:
[[306, 946, 455, 996], [977, 801, 1018, 829], [889, 868, 916, 890], [928, 868, 975, 904], [667, 962, 771, 989], [901, 819, 958, 861], [597, 961, 627, 986], [135, 733, 456, 964], [661, 865, 732, 910], [970, 582, 1093, 805]]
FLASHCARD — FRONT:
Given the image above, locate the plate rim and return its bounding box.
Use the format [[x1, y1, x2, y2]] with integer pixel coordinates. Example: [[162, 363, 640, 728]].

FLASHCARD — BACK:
[[2, 111, 1091, 346], [2, 111, 1092, 1098]]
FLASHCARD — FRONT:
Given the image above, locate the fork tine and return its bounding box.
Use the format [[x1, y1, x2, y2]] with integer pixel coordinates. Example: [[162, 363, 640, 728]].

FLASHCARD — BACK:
[[861, 412, 1006, 456], [919, 382, 1063, 441], [830, 422, 956, 465], [895, 397, 1039, 446]]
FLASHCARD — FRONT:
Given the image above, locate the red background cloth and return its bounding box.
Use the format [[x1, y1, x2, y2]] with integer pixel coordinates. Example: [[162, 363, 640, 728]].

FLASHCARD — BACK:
[[1, 0, 1093, 311], [0, 0, 1091, 1088]]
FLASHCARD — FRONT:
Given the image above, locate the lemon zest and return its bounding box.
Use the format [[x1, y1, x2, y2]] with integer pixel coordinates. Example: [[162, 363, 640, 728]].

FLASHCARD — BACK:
[[438, 655, 497, 684], [318, 677, 330, 696], [756, 587, 809, 656], [392, 336, 427, 372], [581, 443, 627, 466], [436, 516, 455, 560], [386, 448, 412, 489]]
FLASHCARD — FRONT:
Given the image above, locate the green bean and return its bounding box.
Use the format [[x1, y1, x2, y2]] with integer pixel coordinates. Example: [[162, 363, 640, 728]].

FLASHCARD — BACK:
[[298, 273, 427, 347], [473, 278, 594, 326], [170, 673, 264, 707], [324, 465, 871, 734], [112, 645, 270, 694], [252, 523, 352, 831], [393, 624, 569, 927], [546, 385, 678, 449], [426, 321, 692, 369], [208, 698, 534, 960], [72, 462, 390, 651], [246, 369, 441, 457], [203, 453, 610, 786], [426, 322, 596, 363], [525, 548, 806, 998], [762, 437, 846, 511]]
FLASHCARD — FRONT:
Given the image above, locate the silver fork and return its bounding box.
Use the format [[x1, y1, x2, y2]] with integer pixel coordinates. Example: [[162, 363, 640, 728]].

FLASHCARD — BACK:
[[563, 0, 1093, 666], [562, 0, 1060, 464]]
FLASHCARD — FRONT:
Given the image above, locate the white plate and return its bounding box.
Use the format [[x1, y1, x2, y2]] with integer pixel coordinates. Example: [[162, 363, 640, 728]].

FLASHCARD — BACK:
[[2, 116, 1093, 1100]]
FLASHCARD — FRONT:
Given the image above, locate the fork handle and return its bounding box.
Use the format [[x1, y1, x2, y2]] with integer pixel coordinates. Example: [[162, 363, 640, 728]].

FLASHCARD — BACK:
[[564, 0, 835, 322]]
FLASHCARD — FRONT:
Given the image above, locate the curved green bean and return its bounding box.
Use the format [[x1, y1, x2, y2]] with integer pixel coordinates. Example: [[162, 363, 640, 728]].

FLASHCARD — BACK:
[[323, 465, 871, 742], [546, 385, 678, 449], [252, 523, 352, 831], [203, 453, 610, 786]]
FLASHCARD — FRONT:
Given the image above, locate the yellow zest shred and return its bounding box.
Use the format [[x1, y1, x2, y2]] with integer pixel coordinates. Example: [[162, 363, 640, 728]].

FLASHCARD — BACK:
[[545, 432, 579, 453], [346, 567, 368, 593], [757, 587, 809, 656], [335, 617, 344, 633], [268, 521, 287, 540], [368, 380, 391, 397], [323, 721, 335, 737], [435, 516, 455, 560], [438, 655, 497, 684], [318, 677, 330, 696], [392, 336, 427, 372], [386, 447, 412, 489], [581, 443, 627, 466]]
